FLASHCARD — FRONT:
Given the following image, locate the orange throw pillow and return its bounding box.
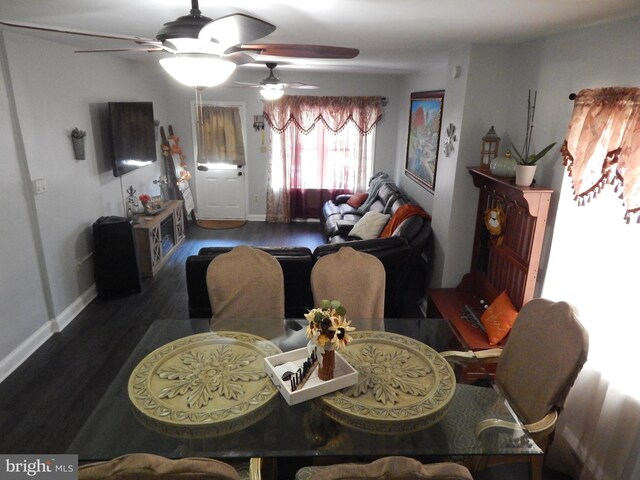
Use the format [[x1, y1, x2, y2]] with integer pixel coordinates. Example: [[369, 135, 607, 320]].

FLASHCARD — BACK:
[[346, 192, 369, 208], [480, 291, 518, 345]]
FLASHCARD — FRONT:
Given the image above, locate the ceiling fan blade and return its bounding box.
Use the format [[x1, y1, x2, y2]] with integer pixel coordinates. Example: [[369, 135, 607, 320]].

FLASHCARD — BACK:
[[198, 14, 275, 48], [0, 20, 156, 45], [229, 44, 359, 59], [224, 52, 256, 66], [230, 82, 262, 88], [75, 47, 165, 53], [287, 82, 320, 89]]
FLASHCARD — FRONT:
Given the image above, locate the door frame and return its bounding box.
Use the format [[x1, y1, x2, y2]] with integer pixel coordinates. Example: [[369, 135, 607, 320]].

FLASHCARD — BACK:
[[190, 100, 249, 220]]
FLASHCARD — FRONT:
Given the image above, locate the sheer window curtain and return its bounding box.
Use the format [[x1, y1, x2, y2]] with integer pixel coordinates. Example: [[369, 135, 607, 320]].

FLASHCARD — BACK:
[[542, 86, 640, 480], [263, 96, 382, 222], [195, 105, 246, 166]]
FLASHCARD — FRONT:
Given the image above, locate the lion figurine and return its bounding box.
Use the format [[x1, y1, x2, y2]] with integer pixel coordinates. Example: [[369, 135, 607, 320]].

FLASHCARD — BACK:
[[484, 207, 505, 246]]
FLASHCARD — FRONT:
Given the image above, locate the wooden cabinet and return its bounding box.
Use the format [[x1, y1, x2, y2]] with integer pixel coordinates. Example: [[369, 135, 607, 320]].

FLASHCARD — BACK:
[[133, 200, 185, 277], [427, 168, 553, 350]]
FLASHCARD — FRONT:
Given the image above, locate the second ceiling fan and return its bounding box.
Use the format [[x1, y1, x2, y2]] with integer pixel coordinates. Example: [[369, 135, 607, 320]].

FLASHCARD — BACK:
[[0, 0, 359, 88], [232, 62, 318, 100]]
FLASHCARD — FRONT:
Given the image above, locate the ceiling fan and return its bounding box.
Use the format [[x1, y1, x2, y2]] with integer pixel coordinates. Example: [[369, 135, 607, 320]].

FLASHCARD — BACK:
[[0, 0, 359, 88], [231, 62, 318, 100]]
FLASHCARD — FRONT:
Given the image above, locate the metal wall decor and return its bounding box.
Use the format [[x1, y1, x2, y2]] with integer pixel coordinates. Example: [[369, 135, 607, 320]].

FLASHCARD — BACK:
[[442, 123, 457, 157]]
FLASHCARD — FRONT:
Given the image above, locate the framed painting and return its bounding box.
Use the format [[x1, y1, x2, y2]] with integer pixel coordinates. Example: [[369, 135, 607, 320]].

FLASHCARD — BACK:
[[404, 90, 445, 191]]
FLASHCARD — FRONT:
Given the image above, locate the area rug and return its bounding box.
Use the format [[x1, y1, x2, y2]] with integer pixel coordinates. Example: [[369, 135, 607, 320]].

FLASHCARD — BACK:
[[196, 219, 247, 230]]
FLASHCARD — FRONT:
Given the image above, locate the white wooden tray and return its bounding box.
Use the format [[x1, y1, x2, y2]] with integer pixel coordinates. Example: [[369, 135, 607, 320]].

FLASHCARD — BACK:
[[264, 347, 358, 405]]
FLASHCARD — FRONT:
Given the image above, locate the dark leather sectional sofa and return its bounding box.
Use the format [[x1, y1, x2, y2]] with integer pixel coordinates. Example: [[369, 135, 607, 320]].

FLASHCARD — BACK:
[[186, 173, 433, 319]]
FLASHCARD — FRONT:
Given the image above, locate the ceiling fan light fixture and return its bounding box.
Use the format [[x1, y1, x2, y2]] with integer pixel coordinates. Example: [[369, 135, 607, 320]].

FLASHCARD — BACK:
[[159, 54, 236, 88], [260, 83, 285, 101]]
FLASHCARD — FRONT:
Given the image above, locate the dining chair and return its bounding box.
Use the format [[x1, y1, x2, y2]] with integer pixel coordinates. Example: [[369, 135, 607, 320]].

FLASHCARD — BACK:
[[442, 298, 589, 480], [310, 246, 386, 319], [78, 453, 241, 479], [206, 245, 285, 335], [294, 456, 474, 480]]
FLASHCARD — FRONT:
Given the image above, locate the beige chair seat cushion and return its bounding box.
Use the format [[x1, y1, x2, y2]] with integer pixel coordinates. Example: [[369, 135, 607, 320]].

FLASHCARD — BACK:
[[295, 456, 473, 480], [78, 453, 240, 480]]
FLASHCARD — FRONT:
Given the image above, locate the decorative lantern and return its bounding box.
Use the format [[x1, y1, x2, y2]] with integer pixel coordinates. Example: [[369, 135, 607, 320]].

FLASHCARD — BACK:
[[480, 126, 500, 168]]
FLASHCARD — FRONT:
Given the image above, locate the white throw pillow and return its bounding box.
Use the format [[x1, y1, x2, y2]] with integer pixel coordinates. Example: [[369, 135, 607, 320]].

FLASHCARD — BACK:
[[349, 212, 391, 240]]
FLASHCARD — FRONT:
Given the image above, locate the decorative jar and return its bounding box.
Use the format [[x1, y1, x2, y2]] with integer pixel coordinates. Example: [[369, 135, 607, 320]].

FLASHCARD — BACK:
[[490, 151, 517, 178]]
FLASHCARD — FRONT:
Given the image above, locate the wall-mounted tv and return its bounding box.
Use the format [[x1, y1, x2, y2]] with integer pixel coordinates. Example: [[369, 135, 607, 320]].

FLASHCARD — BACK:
[[108, 101, 156, 177]]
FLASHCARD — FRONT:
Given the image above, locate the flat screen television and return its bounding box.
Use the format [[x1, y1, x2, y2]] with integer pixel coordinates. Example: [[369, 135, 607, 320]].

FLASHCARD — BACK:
[[108, 102, 156, 177]]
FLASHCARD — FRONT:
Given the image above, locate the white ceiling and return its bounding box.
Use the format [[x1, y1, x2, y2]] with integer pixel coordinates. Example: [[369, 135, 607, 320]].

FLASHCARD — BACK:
[[1, 0, 640, 75]]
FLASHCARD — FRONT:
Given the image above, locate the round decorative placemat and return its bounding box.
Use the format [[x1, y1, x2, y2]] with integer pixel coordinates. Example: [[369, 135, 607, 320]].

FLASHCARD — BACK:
[[128, 331, 281, 438], [320, 331, 456, 433]]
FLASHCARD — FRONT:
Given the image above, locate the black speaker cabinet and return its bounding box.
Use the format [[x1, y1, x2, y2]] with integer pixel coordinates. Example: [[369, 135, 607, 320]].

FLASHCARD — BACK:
[[93, 216, 141, 297]]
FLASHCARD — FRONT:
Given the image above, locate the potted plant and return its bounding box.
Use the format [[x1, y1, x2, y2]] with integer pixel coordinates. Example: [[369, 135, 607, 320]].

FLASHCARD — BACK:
[[511, 91, 556, 186]]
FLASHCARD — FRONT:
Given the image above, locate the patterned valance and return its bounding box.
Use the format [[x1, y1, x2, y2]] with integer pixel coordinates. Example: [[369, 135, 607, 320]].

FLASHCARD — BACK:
[[263, 95, 383, 135], [562, 87, 640, 222]]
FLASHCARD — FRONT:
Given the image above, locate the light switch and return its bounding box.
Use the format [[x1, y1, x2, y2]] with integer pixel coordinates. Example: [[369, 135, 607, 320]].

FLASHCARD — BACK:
[[32, 178, 47, 195]]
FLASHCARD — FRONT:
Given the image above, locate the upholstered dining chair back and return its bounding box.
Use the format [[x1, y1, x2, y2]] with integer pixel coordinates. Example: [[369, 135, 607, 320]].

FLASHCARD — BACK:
[[206, 245, 285, 330], [310, 246, 386, 319], [78, 453, 241, 480], [495, 298, 589, 425], [295, 456, 473, 480]]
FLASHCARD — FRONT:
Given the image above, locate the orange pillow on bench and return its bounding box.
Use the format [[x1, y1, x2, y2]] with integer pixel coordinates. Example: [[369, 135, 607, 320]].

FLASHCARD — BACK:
[[480, 291, 518, 345]]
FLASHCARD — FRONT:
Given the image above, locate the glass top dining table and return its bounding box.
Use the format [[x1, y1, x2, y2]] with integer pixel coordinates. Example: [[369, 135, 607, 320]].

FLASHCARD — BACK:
[[67, 317, 542, 462]]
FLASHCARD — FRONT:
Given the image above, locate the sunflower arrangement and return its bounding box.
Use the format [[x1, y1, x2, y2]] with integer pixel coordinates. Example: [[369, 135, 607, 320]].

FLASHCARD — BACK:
[[304, 299, 355, 351]]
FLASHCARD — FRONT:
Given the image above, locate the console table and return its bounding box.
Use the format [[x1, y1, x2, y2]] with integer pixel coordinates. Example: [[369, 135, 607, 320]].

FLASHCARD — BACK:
[[428, 168, 553, 350], [133, 200, 185, 277]]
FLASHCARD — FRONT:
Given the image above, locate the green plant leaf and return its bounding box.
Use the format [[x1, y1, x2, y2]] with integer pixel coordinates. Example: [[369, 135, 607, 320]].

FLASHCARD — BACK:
[[510, 143, 525, 164], [529, 142, 557, 164]]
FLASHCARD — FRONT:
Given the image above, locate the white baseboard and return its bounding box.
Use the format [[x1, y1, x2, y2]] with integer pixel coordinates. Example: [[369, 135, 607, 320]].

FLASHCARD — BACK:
[[52, 284, 97, 332], [0, 284, 97, 384]]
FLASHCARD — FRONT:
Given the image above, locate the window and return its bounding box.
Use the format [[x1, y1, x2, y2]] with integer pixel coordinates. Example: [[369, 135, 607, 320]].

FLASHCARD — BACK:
[[264, 96, 383, 222], [269, 121, 375, 191]]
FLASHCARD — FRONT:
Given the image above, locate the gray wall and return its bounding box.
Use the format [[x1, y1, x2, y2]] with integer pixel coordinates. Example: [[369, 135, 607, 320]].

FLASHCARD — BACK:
[[0, 30, 170, 379]]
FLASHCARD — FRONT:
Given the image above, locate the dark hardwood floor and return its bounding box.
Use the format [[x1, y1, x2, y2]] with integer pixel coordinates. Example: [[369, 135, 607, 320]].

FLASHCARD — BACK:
[[0, 219, 570, 479], [0, 220, 325, 455]]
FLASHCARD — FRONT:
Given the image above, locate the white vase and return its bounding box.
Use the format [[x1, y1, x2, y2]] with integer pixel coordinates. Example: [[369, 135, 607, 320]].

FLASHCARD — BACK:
[[515, 164, 537, 186]]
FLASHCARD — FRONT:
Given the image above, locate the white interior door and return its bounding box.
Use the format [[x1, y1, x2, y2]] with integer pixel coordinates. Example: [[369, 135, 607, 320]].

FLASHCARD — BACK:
[[191, 101, 247, 220], [196, 165, 246, 220]]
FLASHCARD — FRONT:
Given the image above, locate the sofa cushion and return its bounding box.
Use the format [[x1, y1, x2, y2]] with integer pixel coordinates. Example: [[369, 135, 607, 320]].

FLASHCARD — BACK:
[[348, 212, 390, 240], [346, 192, 369, 208], [380, 204, 431, 238]]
